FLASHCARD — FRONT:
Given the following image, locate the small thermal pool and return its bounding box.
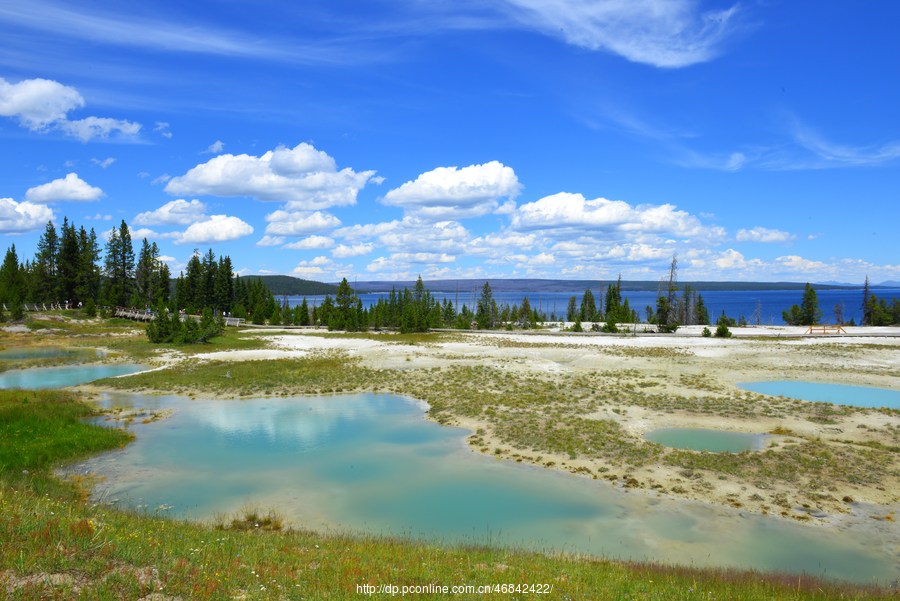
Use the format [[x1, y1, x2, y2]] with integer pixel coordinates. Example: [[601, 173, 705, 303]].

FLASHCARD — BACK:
[[0, 363, 144, 389], [738, 381, 900, 409]]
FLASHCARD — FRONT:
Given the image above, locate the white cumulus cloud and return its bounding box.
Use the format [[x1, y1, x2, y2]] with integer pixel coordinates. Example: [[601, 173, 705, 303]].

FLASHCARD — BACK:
[[736, 226, 795, 243], [512, 192, 711, 239], [206, 140, 225, 154], [256, 235, 285, 247], [714, 249, 749, 269], [775, 255, 829, 272], [58, 117, 141, 142], [165, 142, 376, 209], [334, 219, 401, 241], [0, 198, 54, 233], [134, 199, 207, 226], [292, 256, 350, 278], [376, 218, 470, 254], [172, 214, 254, 245], [470, 231, 536, 251], [390, 252, 456, 264], [284, 235, 335, 250], [383, 160, 521, 219], [25, 173, 104, 203], [332, 243, 373, 258], [0, 77, 83, 129], [130, 227, 159, 240], [265, 210, 341, 236], [0, 77, 141, 141], [529, 252, 556, 266]]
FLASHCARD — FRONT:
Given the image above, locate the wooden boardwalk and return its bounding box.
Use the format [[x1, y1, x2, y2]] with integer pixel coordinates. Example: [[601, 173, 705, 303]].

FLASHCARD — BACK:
[[2, 302, 70, 312], [805, 324, 847, 335], [113, 307, 244, 327]]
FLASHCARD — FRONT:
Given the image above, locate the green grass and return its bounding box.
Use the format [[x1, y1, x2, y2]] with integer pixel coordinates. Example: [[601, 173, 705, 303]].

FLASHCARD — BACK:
[[97, 352, 385, 396], [0, 390, 132, 475], [5, 484, 893, 600], [664, 440, 896, 489]]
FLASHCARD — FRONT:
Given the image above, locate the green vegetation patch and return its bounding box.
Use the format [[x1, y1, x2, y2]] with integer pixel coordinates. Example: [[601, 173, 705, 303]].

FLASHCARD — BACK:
[[97, 352, 387, 397], [0, 389, 132, 474], [664, 439, 897, 489]]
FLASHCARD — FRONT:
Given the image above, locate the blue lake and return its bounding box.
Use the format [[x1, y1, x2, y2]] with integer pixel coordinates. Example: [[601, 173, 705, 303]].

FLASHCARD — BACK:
[[75, 392, 899, 584], [285, 287, 900, 325], [645, 428, 767, 452], [0, 363, 145, 389], [739, 381, 900, 409]]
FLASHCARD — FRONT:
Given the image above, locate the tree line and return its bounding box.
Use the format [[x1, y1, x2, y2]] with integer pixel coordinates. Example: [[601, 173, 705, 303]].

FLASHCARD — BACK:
[[781, 278, 899, 326], [0, 218, 283, 330], [291, 266, 712, 334]]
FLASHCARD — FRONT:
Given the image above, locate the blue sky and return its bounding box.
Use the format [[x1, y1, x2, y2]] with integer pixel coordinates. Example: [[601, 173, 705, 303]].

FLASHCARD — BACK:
[[1, 0, 898, 284]]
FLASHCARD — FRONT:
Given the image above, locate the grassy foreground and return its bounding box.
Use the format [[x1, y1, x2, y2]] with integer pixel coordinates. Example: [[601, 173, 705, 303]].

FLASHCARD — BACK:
[[0, 390, 894, 599]]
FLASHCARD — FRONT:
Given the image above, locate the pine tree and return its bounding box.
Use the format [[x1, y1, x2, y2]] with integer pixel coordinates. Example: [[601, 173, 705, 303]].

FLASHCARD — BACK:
[[183, 252, 203, 311], [214, 256, 234, 312], [566, 295, 578, 322], [298, 298, 310, 326], [519, 296, 534, 328], [656, 255, 679, 332], [476, 281, 497, 329], [157, 261, 171, 306], [442, 298, 456, 326], [134, 238, 157, 307], [696, 294, 710, 325], [411, 275, 434, 331], [174, 272, 188, 311], [56, 218, 80, 304], [604, 275, 628, 325], [76, 227, 101, 305], [579, 288, 597, 322], [799, 283, 823, 325], [33, 221, 59, 302], [103, 220, 135, 306], [201, 249, 217, 310], [0, 245, 25, 307], [331, 277, 356, 330]]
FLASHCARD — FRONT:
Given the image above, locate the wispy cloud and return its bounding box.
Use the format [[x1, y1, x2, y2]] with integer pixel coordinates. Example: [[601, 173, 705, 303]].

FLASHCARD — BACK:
[[496, 0, 742, 68], [790, 123, 900, 168], [1, 1, 746, 71], [0, 1, 389, 66], [669, 120, 900, 172], [736, 226, 795, 243]]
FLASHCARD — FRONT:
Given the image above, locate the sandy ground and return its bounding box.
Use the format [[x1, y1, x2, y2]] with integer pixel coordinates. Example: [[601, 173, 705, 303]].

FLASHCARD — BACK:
[[161, 325, 900, 528]]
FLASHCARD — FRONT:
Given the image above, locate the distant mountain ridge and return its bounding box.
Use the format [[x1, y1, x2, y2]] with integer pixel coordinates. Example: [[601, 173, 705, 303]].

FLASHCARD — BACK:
[[244, 275, 339, 296]]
